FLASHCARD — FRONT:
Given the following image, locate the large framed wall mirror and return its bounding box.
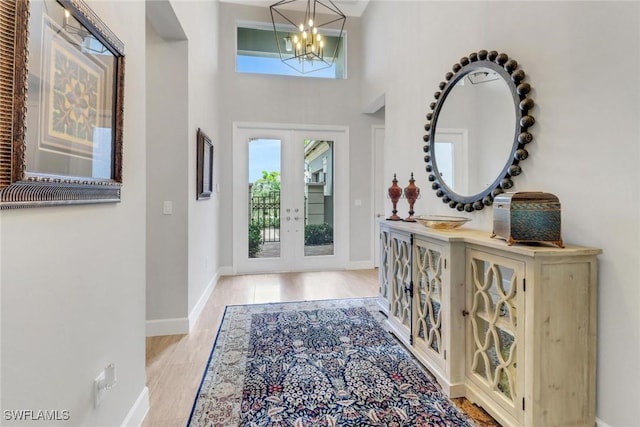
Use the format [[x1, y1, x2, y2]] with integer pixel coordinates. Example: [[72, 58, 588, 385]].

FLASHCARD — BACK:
[[423, 50, 535, 212], [0, 0, 125, 209]]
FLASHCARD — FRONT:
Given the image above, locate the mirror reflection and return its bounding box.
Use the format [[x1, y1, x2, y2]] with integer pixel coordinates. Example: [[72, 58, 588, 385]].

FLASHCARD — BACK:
[[434, 68, 515, 197]]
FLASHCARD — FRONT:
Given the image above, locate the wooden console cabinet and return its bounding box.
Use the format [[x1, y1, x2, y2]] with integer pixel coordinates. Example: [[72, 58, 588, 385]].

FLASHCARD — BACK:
[[378, 221, 600, 427]]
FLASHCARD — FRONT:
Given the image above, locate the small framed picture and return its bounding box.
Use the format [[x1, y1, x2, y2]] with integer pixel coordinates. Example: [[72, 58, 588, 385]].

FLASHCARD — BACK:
[[196, 128, 213, 200]]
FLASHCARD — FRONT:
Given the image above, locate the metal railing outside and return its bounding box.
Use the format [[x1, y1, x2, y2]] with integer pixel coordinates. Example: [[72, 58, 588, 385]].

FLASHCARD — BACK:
[[250, 190, 280, 243]]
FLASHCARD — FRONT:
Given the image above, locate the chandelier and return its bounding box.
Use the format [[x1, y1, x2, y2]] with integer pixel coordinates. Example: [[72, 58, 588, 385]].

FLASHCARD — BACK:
[[270, 0, 346, 75]]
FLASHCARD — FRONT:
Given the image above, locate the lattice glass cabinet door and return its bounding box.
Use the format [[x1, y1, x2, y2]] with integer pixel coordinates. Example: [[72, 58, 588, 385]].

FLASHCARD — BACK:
[[378, 224, 391, 314], [388, 231, 412, 338], [413, 238, 445, 366], [466, 249, 525, 422]]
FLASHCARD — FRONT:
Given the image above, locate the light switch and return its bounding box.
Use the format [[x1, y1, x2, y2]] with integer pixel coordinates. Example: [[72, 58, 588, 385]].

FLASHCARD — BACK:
[[163, 201, 173, 215], [354, 199, 362, 207]]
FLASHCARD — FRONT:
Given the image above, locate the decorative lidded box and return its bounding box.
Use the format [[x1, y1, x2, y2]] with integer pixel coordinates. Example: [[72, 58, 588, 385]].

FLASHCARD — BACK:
[[492, 192, 564, 248]]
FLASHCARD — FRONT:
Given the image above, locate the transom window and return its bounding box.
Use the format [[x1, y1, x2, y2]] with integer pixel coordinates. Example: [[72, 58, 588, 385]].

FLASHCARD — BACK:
[[236, 24, 346, 79]]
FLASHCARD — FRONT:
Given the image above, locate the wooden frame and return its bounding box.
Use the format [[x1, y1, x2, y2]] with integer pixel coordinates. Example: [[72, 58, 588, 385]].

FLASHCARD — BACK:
[[0, 0, 125, 209], [196, 128, 213, 200]]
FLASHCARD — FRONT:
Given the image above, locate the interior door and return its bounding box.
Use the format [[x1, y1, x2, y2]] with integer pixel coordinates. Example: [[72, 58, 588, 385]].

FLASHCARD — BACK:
[[373, 125, 385, 267], [233, 124, 348, 273]]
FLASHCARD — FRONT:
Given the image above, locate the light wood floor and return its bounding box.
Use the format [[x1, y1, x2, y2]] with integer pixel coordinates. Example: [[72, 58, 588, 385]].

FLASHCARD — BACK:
[[143, 269, 498, 426]]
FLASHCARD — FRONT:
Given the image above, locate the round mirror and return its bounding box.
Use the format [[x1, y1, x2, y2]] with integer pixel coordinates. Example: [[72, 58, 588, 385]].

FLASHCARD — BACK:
[[423, 50, 535, 212]]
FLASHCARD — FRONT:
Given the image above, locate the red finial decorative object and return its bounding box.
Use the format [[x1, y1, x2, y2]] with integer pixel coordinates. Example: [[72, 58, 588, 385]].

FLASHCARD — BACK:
[[403, 172, 420, 222], [387, 174, 402, 221]]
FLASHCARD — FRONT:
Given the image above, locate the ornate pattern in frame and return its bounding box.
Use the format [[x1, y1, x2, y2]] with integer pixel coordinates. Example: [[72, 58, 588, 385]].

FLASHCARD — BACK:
[[0, 0, 125, 209]]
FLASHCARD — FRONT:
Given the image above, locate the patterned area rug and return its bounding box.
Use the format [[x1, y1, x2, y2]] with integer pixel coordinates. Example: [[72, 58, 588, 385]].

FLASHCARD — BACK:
[[188, 298, 475, 426]]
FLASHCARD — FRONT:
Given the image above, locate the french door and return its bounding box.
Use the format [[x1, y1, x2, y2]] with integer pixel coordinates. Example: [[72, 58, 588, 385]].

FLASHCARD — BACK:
[[233, 123, 349, 273]]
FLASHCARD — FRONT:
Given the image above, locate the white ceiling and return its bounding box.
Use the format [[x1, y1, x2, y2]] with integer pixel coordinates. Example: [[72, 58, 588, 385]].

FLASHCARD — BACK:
[[219, 0, 370, 17]]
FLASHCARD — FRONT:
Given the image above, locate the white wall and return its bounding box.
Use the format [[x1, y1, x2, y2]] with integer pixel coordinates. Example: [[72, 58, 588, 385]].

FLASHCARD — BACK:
[[218, 2, 382, 268], [145, 0, 220, 336], [146, 17, 189, 327], [361, 2, 640, 426], [169, 0, 221, 325], [0, 1, 148, 425]]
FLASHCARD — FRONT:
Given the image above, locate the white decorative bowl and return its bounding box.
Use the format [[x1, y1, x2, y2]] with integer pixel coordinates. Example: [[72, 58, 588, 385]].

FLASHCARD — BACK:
[[416, 215, 471, 230]]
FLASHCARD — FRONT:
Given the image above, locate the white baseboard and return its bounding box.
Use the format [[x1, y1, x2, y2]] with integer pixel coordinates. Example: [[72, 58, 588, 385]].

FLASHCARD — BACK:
[[146, 317, 189, 337], [121, 386, 149, 427], [347, 260, 375, 270], [146, 269, 223, 337], [596, 418, 611, 427], [188, 272, 219, 329], [218, 266, 233, 276]]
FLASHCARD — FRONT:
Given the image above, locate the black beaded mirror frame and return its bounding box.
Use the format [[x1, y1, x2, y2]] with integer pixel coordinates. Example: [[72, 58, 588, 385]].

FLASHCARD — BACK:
[[423, 50, 535, 213]]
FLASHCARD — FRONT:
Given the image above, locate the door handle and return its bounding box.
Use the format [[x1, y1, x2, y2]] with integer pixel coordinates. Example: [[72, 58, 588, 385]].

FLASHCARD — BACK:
[[404, 282, 414, 298], [294, 216, 300, 221], [286, 216, 291, 221]]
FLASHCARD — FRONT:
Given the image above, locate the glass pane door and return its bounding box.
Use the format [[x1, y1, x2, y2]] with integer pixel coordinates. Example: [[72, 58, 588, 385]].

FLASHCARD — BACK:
[[248, 138, 281, 259], [234, 125, 348, 274], [303, 139, 334, 257], [465, 248, 525, 423]]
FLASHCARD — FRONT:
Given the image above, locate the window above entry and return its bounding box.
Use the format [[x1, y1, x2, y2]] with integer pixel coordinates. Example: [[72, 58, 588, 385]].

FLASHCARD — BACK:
[[236, 24, 346, 79]]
